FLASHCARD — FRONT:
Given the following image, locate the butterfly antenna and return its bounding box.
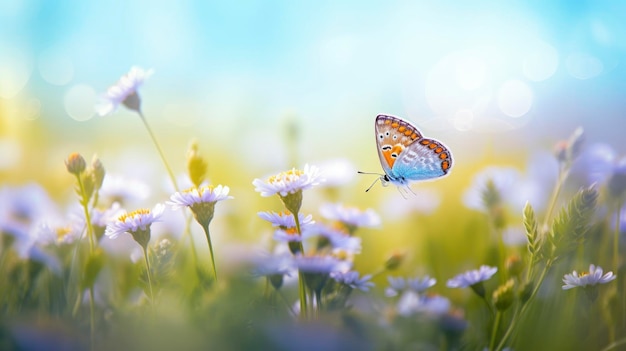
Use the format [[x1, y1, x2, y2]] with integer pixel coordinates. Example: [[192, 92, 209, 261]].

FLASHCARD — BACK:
[[365, 178, 381, 192], [357, 171, 384, 176], [358, 171, 384, 192]]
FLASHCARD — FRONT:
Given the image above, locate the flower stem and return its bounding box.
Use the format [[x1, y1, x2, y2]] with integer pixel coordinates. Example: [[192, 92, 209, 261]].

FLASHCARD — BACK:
[[601, 337, 626, 351], [76, 174, 96, 252], [293, 212, 308, 319], [142, 246, 155, 306], [89, 286, 95, 350], [489, 311, 503, 351], [495, 259, 553, 351], [75, 173, 98, 349], [201, 223, 218, 282], [181, 214, 201, 277], [138, 112, 180, 192]]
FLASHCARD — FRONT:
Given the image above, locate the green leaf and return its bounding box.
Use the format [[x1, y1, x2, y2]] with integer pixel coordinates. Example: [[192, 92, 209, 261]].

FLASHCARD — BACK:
[[548, 185, 598, 258], [523, 202, 541, 260]]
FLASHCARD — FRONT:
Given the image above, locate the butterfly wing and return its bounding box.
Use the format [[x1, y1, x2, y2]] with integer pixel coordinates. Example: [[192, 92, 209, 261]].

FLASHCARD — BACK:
[[392, 137, 453, 181], [375, 114, 423, 177]]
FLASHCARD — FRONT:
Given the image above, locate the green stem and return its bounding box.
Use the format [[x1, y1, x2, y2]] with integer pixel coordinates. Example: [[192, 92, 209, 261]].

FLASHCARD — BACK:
[[76, 174, 96, 252], [142, 246, 155, 306], [182, 214, 201, 276], [482, 294, 495, 317], [495, 259, 553, 351], [138, 112, 180, 192], [601, 337, 626, 351], [89, 287, 95, 350], [293, 212, 308, 319], [489, 311, 503, 351], [276, 287, 297, 316], [202, 223, 218, 282], [76, 173, 97, 349]]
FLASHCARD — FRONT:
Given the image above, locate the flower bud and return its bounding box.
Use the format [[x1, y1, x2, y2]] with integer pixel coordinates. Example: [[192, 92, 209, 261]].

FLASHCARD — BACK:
[[91, 155, 106, 191], [505, 255, 524, 278], [553, 141, 568, 163], [65, 152, 86, 175], [493, 279, 515, 311], [384, 251, 406, 271], [187, 140, 208, 188]]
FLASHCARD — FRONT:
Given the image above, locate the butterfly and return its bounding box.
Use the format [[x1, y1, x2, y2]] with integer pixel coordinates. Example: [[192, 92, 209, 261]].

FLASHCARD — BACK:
[[360, 114, 453, 192]]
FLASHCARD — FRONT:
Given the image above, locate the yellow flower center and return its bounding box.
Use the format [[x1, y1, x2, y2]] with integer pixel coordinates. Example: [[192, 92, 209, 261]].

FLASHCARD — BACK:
[[56, 226, 72, 240], [269, 169, 303, 183], [198, 185, 215, 194], [119, 208, 150, 222]]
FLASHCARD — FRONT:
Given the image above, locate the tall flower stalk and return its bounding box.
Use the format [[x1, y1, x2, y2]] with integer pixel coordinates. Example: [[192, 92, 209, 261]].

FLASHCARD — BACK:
[[168, 185, 232, 282], [65, 152, 106, 350], [105, 204, 165, 306], [495, 185, 598, 351], [96, 66, 179, 193], [253, 164, 323, 318]]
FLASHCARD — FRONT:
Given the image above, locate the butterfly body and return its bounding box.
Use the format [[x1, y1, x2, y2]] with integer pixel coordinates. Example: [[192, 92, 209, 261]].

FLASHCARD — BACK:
[[374, 114, 452, 188]]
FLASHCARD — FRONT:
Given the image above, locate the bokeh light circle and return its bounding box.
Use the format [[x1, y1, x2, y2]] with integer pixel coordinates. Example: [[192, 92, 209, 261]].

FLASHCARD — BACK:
[[38, 49, 74, 86], [566, 52, 603, 80], [23, 98, 41, 121], [425, 50, 491, 119], [523, 40, 559, 82], [0, 47, 32, 99], [0, 138, 21, 170], [453, 109, 474, 131], [497, 80, 533, 118], [64, 84, 97, 121], [456, 56, 486, 90]]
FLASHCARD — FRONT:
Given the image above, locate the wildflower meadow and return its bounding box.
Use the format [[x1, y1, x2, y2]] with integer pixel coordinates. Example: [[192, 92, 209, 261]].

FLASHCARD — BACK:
[[2, 2, 626, 351]]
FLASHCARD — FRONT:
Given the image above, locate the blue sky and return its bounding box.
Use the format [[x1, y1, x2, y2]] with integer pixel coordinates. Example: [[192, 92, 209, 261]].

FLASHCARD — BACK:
[[2, 0, 626, 153]]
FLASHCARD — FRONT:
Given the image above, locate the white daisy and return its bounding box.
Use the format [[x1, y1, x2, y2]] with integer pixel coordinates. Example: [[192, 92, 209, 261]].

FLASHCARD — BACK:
[[96, 66, 153, 116], [168, 184, 232, 210], [385, 275, 436, 297], [99, 174, 151, 205], [292, 254, 351, 274], [320, 203, 381, 229], [330, 270, 374, 291], [313, 224, 362, 254], [446, 265, 498, 288], [257, 211, 314, 229], [104, 203, 164, 240], [252, 164, 323, 197], [397, 293, 451, 317], [562, 264, 616, 290], [273, 229, 305, 243], [251, 253, 294, 277]]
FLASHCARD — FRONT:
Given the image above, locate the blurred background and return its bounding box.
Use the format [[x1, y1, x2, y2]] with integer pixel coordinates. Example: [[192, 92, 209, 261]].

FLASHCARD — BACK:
[[1, 0, 626, 277]]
